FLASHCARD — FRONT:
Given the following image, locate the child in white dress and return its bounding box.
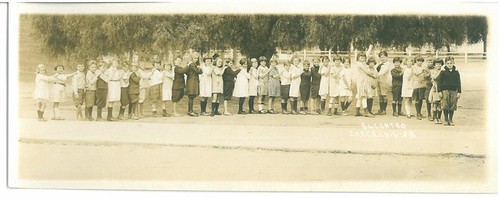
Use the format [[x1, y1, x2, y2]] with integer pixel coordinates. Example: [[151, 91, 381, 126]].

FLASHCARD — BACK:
[[34, 64, 56, 121]]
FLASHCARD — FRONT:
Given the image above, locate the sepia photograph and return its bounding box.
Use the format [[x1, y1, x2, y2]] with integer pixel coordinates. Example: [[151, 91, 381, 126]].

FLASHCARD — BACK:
[[7, 0, 498, 194]]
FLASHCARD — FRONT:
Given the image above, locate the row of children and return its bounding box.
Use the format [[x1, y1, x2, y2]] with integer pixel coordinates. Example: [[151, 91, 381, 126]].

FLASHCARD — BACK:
[[33, 51, 461, 126]]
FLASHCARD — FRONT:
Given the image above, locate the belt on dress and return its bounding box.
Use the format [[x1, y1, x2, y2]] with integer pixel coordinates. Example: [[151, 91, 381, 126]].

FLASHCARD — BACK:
[[54, 82, 66, 86]]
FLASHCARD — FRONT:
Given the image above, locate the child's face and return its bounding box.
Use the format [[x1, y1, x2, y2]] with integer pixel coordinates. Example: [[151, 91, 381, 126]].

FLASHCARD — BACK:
[[379, 55, 387, 63], [304, 63, 310, 70], [89, 65, 97, 72], [251, 61, 258, 68], [394, 61, 401, 67], [77, 64, 84, 72], [292, 58, 300, 66], [123, 66, 129, 72], [344, 62, 351, 68], [368, 62, 375, 67], [260, 60, 266, 66], [358, 56, 366, 63], [334, 59, 341, 67], [174, 58, 182, 66], [270, 61, 276, 67], [217, 59, 223, 67], [205, 59, 212, 66], [131, 65, 138, 72], [284, 63, 291, 70], [153, 62, 161, 69], [416, 60, 423, 66], [407, 60, 414, 67], [313, 59, 320, 66], [140, 64, 146, 70], [164, 64, 172, 70], [434, 63, 443, 69], [56, 66, 64, 73], [446, 60, 454, 69], [39, 67, 46, 74]]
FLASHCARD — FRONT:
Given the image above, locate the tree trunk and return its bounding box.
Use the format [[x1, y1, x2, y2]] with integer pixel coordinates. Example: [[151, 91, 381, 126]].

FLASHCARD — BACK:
[[483, 38, 487, 60]]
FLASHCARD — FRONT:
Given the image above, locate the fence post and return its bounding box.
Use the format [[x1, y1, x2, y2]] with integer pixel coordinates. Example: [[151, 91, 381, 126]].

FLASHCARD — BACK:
[[464, 51, 468, 64], [303, 49, 307, 61], [328, 49, 332, 60]]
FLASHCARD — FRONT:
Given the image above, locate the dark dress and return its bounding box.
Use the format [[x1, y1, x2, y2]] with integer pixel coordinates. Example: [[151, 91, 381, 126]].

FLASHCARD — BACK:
[[172, 65, 188, 102], [300, 69, 312, 101], [185, 65, 203, 96], [310, 65, 321, 99], [95, 76, 108, 108], [128, 72, 140, 103], [223, 67, 241, 100]]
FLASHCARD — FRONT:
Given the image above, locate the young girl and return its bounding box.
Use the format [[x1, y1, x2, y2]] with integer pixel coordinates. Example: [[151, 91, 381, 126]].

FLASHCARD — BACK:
[[429, 58, 444, 124], [353, 54, 367, 116], [424, 59, 434, 121], [365, 57, 378, 116], [318, 56, 330, 114], [72, 64, 86, 120], [161, 63, 174, 117], [390, 57, 404, 117], [199, 57, 213, 116], [310, 58, 322, 114], [248, 58, 259, 114], [339, 57, 353, 116], [85, 61, 99, 121], [289, 57, 303, 115], [34, 64, 56, 121], [185, 59, 203, 117], [128, 63, 141, 120], [267, 59, 281, 114], [51, 65, 76, 120], [328, 55, 343, 116], [149, 61, 164, 117], [280, 61, 292, 114], [412, 57, 428, 120], [210, 57, 224, 116], [438, 56, 461, 126], [257, 56, 270, 114], [172, 56, 187, 117], [233, 58, 250, 114], [299, 60, 312, 115], [105, 60, 122, 121], [118, 62, 131, 120], [222, 58, 241, 115], [402, 57, 415, 118]]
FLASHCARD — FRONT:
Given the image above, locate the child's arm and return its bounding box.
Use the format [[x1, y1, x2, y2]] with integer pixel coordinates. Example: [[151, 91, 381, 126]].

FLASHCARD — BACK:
[[87, 72, 99, 86], [72, 74, 79, 96], [291, 68, 303, 79]]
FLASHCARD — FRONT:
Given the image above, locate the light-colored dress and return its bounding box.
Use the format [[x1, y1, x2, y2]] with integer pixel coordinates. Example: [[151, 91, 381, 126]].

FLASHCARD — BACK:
[[233, 68, 250, 98], [162, 68, 174, 101], [318, 65, 330, 97], [248, 67, 258, 96], [401, 67, 413, 97], [328, 65, 343, 97], [358, 65, 377, 98], [106, 67, 121, 102], [257, 66, 270, 96], [212, 66, 224, 94], [267, 66, 281, 97], [289, 64, 303, 98], [34, 74, 53, 100], [51, 74, 68, 102], [339, 67, 353, 97], [199, 64, 213, 97]]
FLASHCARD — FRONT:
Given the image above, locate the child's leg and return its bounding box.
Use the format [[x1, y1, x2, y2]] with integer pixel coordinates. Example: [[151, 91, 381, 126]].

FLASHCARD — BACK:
[[238, 97, 246, 113], [320, 97, 327, 114], [173, 102, 180, 116], [223, 99, 231, 115], [303, 99, 309, 113], [426, 99, 432, 120], [107, 101, 115, 121], [404, 97, 412, 118], [281, 98, 288, 114], [200, 97, 207, 114], [268, 97, 274, 112], [362, 97, 373, 117], [327, 97, 334, 115], [248, 96, 255, 113], [367, 97, 374, 114]]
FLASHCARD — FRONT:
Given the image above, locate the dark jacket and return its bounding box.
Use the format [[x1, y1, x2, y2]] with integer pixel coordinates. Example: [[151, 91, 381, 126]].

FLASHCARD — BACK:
[[173, 65, 188, 90], [311, 65, 321, 85], [128, 72, 140, 95], [96, 75, 108, 90], [300, 69, 312, 89], [390, 66, 404, 88], [223, 67, 241, 83], [437, 66, 461, 93], [185, 65, 203, 95]]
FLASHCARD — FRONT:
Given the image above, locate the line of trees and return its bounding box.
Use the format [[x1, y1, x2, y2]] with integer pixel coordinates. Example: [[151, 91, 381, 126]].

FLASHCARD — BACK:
[[27, 14, 487, 68]]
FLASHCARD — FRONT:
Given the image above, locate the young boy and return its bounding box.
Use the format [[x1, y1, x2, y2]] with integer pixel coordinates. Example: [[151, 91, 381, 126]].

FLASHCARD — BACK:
[[95, 62, 108, 121], [390, 57, 404, 117], [353, 54, 368, 116], [299, 60, 312, 115], [257, 56, 270, 114], [365, 57, 378, 116], [438, 56, 461, 126], [411, 57, 428, 120], [118, 62, 131, 120], [280, 61, 292, 114], [85, 61, 99, 121], [149, 61, 164, 117], [309, 58, 321, 114], [137, 63, 150, 118], [328, 55, 343, 116], [424, 58, 434, 121], [185, 58, 203, 117], [375, 51, 393, 115], [222, 58, 241, 115], [172, 56, 188, 116], [72, 64, 86, 120], [128, 63, 141, 120], [248, 58, 259, 114]]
